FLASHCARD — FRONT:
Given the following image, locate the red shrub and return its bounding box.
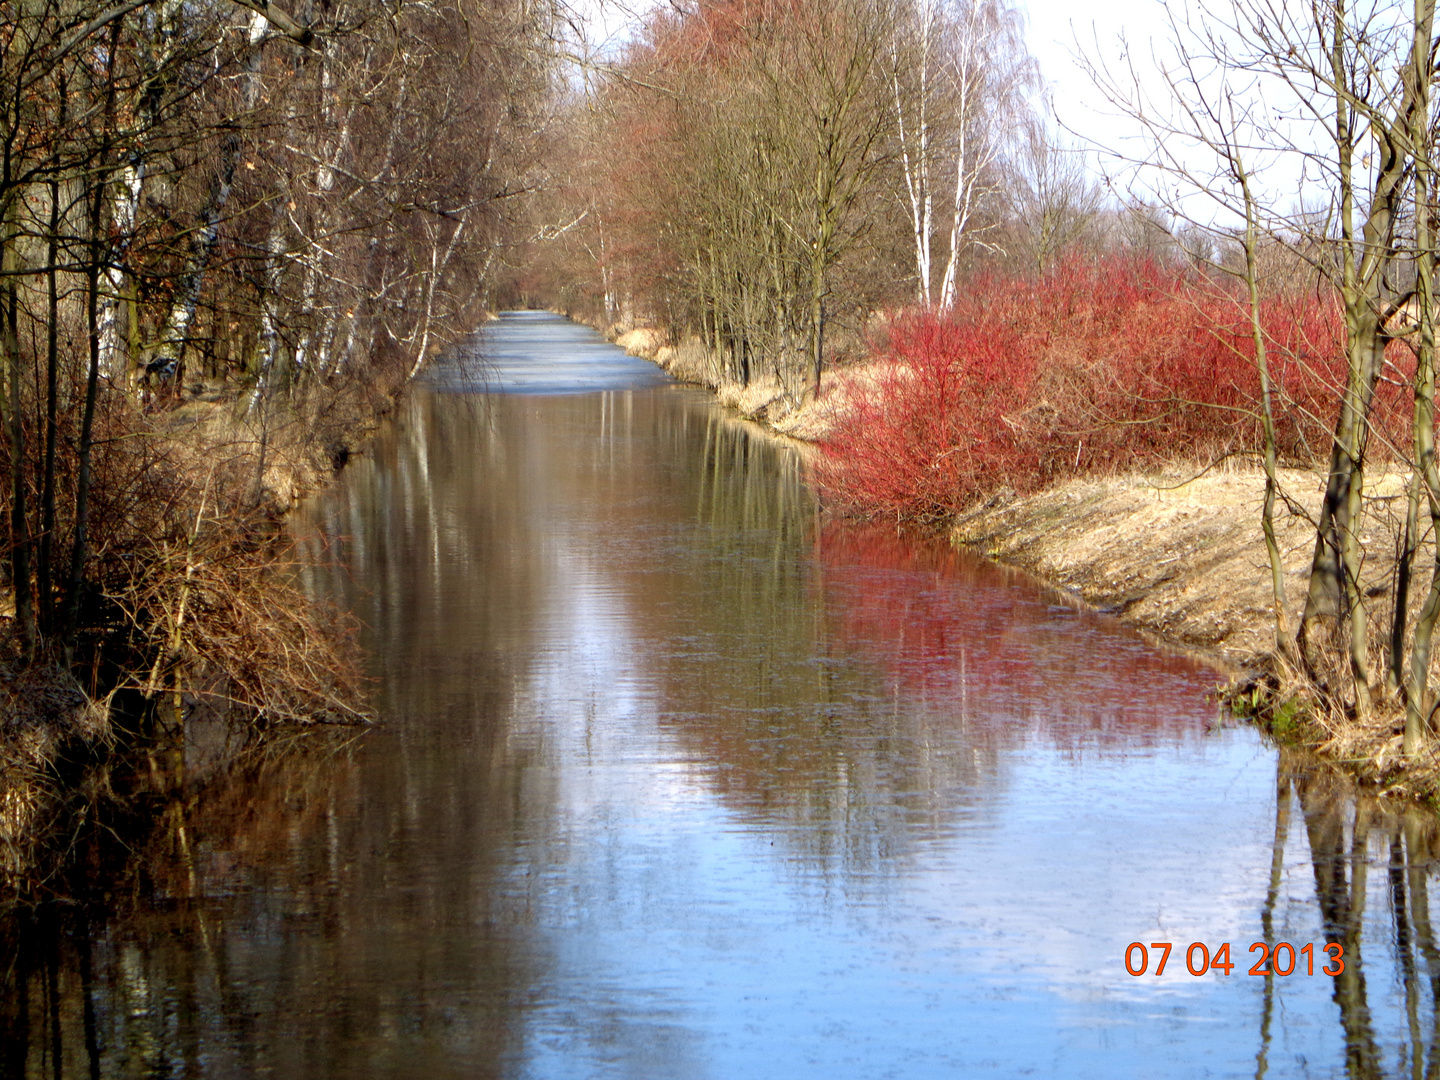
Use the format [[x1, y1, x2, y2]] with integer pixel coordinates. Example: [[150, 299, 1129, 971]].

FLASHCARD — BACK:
[[816, 254, 1397, 521]]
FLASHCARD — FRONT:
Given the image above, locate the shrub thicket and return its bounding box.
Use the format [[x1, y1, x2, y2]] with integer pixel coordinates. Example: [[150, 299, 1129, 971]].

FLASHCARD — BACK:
[[817, 255, 1404, 520]]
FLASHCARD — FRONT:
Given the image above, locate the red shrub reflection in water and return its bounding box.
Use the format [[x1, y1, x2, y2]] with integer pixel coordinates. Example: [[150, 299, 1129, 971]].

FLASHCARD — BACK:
[[817, 524, 1224, 751]]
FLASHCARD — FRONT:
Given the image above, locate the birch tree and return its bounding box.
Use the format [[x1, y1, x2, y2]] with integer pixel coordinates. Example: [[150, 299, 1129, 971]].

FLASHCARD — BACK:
[[889, 0, 1035, 303]]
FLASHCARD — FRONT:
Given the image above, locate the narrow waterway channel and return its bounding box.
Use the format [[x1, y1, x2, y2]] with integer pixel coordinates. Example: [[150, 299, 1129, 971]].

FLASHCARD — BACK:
[[8, 311, 1440, 1078]]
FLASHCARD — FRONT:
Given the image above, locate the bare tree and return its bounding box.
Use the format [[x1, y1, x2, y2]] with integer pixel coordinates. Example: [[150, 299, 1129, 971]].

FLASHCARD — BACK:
[[1009, 127, 1102, 273], [0, 0, 560, 714], [888, 0, 1036, 303], [1086, 0, 1440, 745]]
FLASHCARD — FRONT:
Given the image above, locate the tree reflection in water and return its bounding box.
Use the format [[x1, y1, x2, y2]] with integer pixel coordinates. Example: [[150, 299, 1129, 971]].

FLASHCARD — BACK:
[[1250, 750, 1440, 1080]]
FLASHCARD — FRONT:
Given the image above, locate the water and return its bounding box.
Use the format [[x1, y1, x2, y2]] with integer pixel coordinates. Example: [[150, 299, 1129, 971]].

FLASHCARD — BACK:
[[5, 312, 1440, 1078]]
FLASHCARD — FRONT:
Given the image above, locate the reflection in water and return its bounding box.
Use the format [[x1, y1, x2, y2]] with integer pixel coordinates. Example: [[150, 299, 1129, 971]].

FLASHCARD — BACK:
[[7, 314, 1440, 1076], [818, 525, 1215, 746], [1264, 751, 1440, 1080]]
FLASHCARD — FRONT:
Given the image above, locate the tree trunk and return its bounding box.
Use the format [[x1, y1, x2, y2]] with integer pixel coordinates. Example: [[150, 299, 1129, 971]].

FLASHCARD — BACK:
[[37, 163, 61, 637], [4, 264, 33, 658], [62, 173, 107, 664], [1237, 156, 1291, 660]]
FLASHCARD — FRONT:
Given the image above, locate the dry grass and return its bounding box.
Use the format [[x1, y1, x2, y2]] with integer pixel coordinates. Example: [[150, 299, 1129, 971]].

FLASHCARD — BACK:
[[0, 663, 111, 884], [0, 383, 379, 894], [952, 463, 1440, 802], [950, 464, 1329, 670], [608, 322, 875, 441]]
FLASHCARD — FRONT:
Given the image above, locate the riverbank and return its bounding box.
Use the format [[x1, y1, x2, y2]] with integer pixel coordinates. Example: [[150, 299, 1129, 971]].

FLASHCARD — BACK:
[[602, 324, 1309, 671], [0, 372, 395, 896], [950, 467, 1323, 673], [950, 467, 1440, 800], [610, 326, 840, 442], [605, 321, 1440, 802]]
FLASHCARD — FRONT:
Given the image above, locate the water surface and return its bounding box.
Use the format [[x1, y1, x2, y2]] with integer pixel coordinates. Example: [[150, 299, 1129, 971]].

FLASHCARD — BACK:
[[6, 311, 1440, 1079]]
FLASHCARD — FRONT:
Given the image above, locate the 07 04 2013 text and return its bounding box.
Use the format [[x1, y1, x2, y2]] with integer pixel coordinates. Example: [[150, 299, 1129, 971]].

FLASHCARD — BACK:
[[1124, 941, 1344, 977]]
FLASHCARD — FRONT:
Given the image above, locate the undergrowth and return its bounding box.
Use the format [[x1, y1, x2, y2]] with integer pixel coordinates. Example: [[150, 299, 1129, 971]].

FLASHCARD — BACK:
[[816, 254, 1408, 521], [1224, 675, 1322, 747]]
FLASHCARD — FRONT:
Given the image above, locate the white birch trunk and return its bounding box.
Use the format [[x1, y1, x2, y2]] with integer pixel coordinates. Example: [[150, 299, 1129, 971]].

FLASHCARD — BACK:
[[408, 213, 468, 382], [893, 0, 935, 303], [97, 162, 142, 378]]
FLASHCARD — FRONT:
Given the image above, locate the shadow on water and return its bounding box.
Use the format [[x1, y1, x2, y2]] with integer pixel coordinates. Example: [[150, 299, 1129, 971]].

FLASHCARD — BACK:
[[13, 314, 1440, 1076]]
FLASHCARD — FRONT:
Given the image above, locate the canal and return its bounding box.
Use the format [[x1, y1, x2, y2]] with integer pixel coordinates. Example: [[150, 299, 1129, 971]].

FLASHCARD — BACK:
[[5, 311, 1437, 1078]]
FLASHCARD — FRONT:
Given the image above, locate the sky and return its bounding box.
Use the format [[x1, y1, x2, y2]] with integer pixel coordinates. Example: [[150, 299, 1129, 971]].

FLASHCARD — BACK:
[[1022, 0, 1174, 160], [571, 0, 1327, 227], [1021, 0, 1332, 228]]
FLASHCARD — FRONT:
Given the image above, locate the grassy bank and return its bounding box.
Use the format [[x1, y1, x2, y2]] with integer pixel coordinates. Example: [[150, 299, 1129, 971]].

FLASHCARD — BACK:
[[951, 469, 1440, 801], [608, 324, 840, 444]]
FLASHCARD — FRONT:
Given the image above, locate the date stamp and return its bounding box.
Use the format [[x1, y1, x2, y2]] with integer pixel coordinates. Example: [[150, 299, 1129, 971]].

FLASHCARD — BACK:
[[1124, 941, 1346, 977]]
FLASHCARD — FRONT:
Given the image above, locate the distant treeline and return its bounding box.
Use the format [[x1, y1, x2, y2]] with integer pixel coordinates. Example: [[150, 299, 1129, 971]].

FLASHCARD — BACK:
[[509, 0, 1188, 399]]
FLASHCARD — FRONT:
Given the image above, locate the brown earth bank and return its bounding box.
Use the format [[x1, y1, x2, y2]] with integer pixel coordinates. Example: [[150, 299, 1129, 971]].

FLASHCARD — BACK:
[[950, 467, 1323, 673], [0, 376, 395, 900], [603, 320, 1440, 805]]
